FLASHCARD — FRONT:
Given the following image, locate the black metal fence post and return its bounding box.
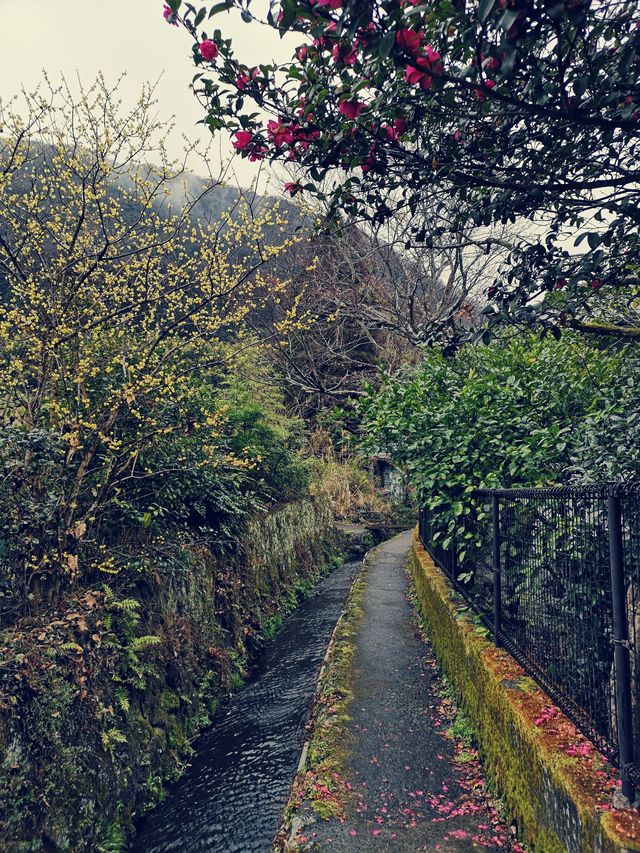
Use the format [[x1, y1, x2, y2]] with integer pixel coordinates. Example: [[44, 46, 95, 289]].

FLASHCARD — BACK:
[[492, 495, 502, 647], [608, 487, 635, 804]]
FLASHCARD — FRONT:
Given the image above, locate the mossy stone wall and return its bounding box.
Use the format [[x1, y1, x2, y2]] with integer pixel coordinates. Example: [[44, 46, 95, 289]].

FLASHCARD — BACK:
[[411, 531, 640, 853], [0, 498, 338, 852]]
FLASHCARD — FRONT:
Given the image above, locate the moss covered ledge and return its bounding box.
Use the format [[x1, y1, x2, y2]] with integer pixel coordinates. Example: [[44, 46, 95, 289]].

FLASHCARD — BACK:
[[411, 530, 640, 853], [0, 499, 341, 852]]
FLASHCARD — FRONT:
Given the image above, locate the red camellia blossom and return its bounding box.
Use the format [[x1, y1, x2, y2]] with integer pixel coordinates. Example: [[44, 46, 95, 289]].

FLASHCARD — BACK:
[[267, 118, 296, 148], [333, 42, 358, 67], [198, 39, 218, 61], [422, 45, 441, 67], [313, 0, 342, 8], [247, 145, 269, 162], [338, 99, 366, 120], [236, 74, 250, 90], [360, 144, 378, 172], [405, 41, 442, 89], [396, 28, 423, 55], [393, 117, 408, 135], [382, 117, 408, 141], [284, 181, 304, 196], [591, 278, 604, 290], [163, 4, 179, 25], [475, 79, 496, 100], [232, 131, 253, 150], [405, 65, 432, 90]]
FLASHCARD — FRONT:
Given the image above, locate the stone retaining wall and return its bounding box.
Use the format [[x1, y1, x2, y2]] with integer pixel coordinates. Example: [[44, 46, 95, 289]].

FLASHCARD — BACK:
[[0, 499, 339, 851], [411, 530, 640, 853]]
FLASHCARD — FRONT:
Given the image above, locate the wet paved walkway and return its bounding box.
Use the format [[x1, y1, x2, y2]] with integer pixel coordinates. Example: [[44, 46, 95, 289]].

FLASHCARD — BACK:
[[307, 532, 521, 851]]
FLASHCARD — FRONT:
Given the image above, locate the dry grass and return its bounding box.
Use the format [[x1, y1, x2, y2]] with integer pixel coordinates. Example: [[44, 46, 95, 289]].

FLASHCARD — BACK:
[[310, 458, 392, 521]]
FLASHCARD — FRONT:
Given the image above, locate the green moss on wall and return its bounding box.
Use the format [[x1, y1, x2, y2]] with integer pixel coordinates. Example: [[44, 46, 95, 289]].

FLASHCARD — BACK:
[[410, 531, 640, 853], [0, 499, 339, 852]]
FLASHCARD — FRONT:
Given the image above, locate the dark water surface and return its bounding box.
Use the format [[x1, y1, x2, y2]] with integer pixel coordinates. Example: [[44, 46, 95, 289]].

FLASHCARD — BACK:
[[132, 560, 362, 853]]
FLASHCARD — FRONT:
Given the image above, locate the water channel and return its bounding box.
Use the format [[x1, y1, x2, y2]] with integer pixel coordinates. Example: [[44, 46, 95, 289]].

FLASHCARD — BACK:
[[132, 558, 362, 853]]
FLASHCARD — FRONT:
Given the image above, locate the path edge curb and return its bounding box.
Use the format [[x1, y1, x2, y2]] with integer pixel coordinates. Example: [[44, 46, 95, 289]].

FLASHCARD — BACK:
[[273, 535, 404, 851]]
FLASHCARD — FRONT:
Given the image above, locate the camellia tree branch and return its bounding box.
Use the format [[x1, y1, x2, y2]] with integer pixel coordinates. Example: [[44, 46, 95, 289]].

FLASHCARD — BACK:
[[163, 0, 640, 336]]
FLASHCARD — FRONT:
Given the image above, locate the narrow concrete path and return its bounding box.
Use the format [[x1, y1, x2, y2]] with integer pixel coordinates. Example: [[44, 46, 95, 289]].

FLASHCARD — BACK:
[[308, 532, 518, 851]]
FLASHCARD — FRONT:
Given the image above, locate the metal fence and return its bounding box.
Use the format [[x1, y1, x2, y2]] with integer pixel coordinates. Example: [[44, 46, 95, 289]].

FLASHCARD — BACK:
[[418, 483, 640, 802]]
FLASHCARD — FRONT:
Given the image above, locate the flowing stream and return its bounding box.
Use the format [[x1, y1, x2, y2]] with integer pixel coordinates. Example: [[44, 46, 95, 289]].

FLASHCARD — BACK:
[[132, 558, 362, 853]]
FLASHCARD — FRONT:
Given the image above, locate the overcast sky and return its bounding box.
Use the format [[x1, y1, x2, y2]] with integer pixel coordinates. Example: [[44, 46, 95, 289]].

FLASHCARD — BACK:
[[0, 0, 293, 189]]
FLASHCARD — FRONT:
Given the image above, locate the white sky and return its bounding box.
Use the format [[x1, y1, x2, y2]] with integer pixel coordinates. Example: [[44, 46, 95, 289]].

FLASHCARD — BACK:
[[0, 0, 294, 189]]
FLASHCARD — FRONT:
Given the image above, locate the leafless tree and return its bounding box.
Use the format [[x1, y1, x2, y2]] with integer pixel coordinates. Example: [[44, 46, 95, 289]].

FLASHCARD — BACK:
[[250, 198, 526, 415]]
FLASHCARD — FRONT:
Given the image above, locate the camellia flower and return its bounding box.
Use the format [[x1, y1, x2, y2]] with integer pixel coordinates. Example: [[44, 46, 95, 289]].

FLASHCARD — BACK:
[[338, 99, 366, 120], [267, 118, 296, 148], [396, 29, 423, 55], [162, 4, 179, 25], [382, 117, 408, 141], [247, 145, 269, 162], [405, 65, 433, 90], [393, 117, 408, 135], [198, 40, 219, 61], [475, 79, 496, 100], [284, 181, 304, 196], [236, 74, 250, 90], [422, 45, 441, 67], [313, 0, 342, 8], [333, 42, 359, 67], [232, 131, 253, 150]]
